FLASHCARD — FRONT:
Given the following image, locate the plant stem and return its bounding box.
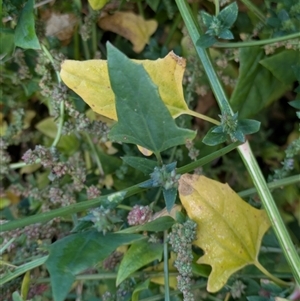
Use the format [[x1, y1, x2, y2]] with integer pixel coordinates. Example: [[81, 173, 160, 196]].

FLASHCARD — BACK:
[[238, 174, 300, 198], [85, 133, 104, 176], [239, 0, 266, 23], [163, 230, 170, 301], [255, 260, 291, 286], [1, 142, 239, 232], [176, 0, 300, 285], [214, 32, 300, 48], [164, 13, 182, 47], [214, 0, 220, 15], [186, 109, 220, 125]]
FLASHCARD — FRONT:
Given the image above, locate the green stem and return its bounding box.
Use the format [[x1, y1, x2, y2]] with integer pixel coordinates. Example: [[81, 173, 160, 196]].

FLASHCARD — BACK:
[[239, 0, 266, 23], [255, 260, 291, 286], [1, 142, 239, 232], [176, 0, 300, 285], [238, 174, 300, 198], [137, 0, 144, 18], [85, 133, 104, 176], [186, 109, 220, 125], [238, 142, 300, 284], [214, 0, 220, 15], [163, 230, 170, 301], [214, 32, 300, 48]]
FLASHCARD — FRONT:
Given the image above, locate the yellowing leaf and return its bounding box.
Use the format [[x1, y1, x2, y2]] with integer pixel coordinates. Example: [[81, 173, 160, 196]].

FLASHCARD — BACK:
[[98, 12, 157, 53], [88, 0, 108, 10], [178, 174, 271, 293], [60, 51, 190, 121]]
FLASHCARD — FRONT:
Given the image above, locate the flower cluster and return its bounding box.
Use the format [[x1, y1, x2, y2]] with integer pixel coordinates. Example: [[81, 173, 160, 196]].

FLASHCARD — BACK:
[[127, 205, 153, 226], [0, 138, 11, 180], [168, 219, 197, 301]]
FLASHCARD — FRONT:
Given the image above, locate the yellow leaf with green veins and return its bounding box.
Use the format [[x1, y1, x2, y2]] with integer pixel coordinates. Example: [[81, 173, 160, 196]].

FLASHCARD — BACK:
[[60, 52, 190, 121], [178, 174, 271, 292]]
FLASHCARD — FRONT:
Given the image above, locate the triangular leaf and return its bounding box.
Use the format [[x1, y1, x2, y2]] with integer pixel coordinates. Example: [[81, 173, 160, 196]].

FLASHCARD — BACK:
[[200, 11, 214, 28], [202, 127, 227, 146], [178, 174, 271, 292], [14, 0, 41, 50], [116, 239, 163, 286], [238, 119, 261, 135], [45, 231, 143, 301], [107, 43, 195, 155], [196, 34, 217, 48], [218, 2, 238, 28], [218, 29, 234, 40], [163, 187, 178, 213]]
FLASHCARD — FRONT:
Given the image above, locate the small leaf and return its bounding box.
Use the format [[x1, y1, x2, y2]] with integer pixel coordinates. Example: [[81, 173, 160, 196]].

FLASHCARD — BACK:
[[202, 127, 227, 146], [116, 239, 163, 285], [289, 100, 300, 110], [218, 29, 234, 40], [132, 279, 150, 301], [107, 43, 195, 155], [98, 12, 157, 53], [122, 156, 157, 174], [88, 0, 108, 10], [163, 187, 178, 213], [196, 34, 217, 48], [14, 0, 41, 50], [218, 2, 238, 28], [46, 231, 143, 301], [238, 119, 260, 135], [178, 174, 270, 292], [118, 216, 176, 233], [201, 11, 214, 28]]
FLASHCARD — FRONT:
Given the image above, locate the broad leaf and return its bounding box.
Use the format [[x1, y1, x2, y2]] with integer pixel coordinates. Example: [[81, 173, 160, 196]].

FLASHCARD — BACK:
[[178, 174, 270, 292], [45, 231, 143, 301], [14, 0, 41, 50], [163, 187, 178, 213], [60, 52, 191, 120], [98, 11, 157, 53], [238, 119, 260, 135], [197, 34, 217, 48], [116, 239, 163, 285], [107, 43, 195, 155], [202, 127, 227, 146], [230, 47, 289, 118], [201, 11, 214, 28], [259, 49, 299, 85], [132, 279, 150, 301]]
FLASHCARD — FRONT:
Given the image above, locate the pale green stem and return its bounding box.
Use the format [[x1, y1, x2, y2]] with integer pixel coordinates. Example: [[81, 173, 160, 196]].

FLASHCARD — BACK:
[[214, 32, 300, 48], [186, 109, 220, 125], [175, 0, 300, 285], [214, 0, 220, 15], [163, 230, 170, 301], [85, 133, 104, 176], [255, 260, 291, 286]]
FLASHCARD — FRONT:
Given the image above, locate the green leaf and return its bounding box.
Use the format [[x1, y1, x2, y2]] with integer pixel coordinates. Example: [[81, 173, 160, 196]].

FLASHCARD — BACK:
[[14, 0, 41, 50], [238, 119, 261, 135], [132, 279, 150, 301], [107, 43, 195, 155], [259, 50, 299, 85], [230, 47, 289, 118], [218, 2, 238, 28], [12, 292, 24, 301], [122, 156, 157, 174], [289, 100, 300, 110], [196, 34, 217, 48], [45, 231, 143, 301], [116, 239, 163, 286], [163, 187, 177, 213], [202, 127, 227, 146], [218, 29, 234, 39], [201, 11, 214, 27], [146, 0, 160, 11]]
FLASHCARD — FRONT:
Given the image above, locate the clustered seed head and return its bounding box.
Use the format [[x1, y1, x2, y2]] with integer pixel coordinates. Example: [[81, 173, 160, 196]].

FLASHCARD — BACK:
[[127, 205, 153, 226], [231, 280, 247, 299], [102, 251, 123, 271], [168, 219, 197, 301]]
